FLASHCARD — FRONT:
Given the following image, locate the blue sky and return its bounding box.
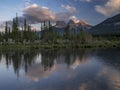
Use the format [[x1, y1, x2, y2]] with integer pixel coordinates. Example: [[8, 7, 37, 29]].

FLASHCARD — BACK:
[[0, 0, 120, 25]]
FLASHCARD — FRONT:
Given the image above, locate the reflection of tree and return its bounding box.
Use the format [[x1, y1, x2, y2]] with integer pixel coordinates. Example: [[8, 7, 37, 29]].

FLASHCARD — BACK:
[[0, 51, 2, 63], [12, 52, 22, 76], [5, 52, 10, 69], [0, 49, 90, 77], [2, 50, 38, 77], [23, 50, 38, 73], [63, 50, 87, 67], [64, 50, 71, 67], [41, 50, 57, 71]]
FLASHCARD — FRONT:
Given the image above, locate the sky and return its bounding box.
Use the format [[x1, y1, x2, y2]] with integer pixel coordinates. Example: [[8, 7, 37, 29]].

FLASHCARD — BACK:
[[0, 0, 120, 25]]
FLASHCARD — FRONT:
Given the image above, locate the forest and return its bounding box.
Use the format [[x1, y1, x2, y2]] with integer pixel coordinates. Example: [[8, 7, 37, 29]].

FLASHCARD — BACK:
[[0, 14, 120, 49]]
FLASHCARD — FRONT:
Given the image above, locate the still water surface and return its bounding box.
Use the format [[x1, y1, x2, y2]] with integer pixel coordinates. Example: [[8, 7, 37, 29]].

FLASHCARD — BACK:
[[0, 49, 120, 90]]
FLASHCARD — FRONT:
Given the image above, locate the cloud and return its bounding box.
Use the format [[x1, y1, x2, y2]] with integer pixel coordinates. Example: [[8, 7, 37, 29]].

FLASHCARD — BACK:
[[22, 4, 78, 23], [80, 0, 91, 2], [25, 0, 32, 6], [61, 4, 77, 13], [23, 4, 55, 21], [55, 12, 72, 21], [95, 0, 120, 16], [74, 0, 92, 2], [1, 3, 79, 30]]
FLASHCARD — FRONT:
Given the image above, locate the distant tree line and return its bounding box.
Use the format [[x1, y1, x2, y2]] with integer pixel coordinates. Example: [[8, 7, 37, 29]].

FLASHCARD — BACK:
[[0, 13, 93, 45], [0, 14, 37, 44], [40, 21, 92, 44]]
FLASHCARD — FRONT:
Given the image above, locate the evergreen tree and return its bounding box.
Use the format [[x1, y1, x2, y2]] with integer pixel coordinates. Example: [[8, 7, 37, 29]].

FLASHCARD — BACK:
[[41, 23, 43, 31], [23, 18, 28, 42], [0, 32, 3, 43], [43, 21, 46, 30], [48, 21, 56, 42], [64, 24, 70, 39], [5, 22, 8, 35], [24, 19, 27, 31], [40, 23, 44, 40], [12, 13, 19, 43], [8, 27, 11, 40], [5, 22, 8, 43]]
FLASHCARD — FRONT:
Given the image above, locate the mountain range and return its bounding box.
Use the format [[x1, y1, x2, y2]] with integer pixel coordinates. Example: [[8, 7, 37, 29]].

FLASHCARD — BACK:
[[52, 19, 92, 35], [55, 20, 91, 30], [1, 13, 120, 36], [89, 14, 120, 35]]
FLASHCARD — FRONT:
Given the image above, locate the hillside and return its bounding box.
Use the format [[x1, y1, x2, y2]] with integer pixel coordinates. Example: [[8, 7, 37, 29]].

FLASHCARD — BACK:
[[89, 14, 120, 35]]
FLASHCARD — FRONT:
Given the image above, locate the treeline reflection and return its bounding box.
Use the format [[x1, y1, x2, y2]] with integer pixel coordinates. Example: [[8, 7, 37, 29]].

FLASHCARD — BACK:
[[0, 49, 89, 77], [0, 49, 120, 77]]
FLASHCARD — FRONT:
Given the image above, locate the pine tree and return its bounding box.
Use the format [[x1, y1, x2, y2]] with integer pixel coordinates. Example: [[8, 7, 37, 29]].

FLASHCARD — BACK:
[[48, 21, 51, 29], [12, 13, 19, 43], [8, 27, 11, 39], [5, 22, 8, 35], [48, 21, 54, 42], [5, 22, 8, 43], [16, 13, 19, 30], [43, 21, 46, 30], [23, 18, 28, 42], [64, 24, 70, 39], [24, 19, 27, 31], [41, 23, 43, 31]]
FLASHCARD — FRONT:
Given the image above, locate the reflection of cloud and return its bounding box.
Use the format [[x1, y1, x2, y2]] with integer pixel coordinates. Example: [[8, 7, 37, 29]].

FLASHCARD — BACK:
[[79, 83, 88, 90], [97, 66, 120, 90], [26, 62, 79, 82], [95, 0, 120, 16], [26, 64, 56, 82]]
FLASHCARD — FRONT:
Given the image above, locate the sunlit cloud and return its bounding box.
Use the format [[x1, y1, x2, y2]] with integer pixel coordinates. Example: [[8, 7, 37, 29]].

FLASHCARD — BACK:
[[61, 4, 77, 13], [95, 0, 120, 16], [23, 4, 55, 21], [74, 0, 92, 2], [22, 3, 79, 23]]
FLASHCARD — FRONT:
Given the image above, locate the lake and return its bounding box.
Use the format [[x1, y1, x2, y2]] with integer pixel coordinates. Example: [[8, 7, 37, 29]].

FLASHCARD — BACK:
[[0, 49, 120, 90]]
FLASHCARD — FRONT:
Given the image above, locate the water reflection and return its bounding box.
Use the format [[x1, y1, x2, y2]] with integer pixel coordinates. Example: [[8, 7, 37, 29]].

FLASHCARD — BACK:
[[0, 50, 38, 76], [0, 49, 120, 90], [0, 49, 90, 77]]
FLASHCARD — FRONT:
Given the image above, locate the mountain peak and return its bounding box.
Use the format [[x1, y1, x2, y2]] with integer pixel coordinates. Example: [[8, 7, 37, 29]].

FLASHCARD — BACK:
[[55, 21, 66, 28]]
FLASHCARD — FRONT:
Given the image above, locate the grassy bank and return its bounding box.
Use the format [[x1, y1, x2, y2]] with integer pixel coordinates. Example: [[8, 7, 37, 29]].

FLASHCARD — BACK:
[[0, 41, 120, 50]]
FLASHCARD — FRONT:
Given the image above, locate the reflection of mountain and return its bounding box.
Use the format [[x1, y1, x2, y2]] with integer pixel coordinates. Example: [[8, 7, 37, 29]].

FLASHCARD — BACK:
[[0, 49, 89, 77], [0, 49, 120, 90], [3, 49, 120, 80], [95, 49, 120, 70], [26, 50, 91, 82], [25, 49, 120, 90]]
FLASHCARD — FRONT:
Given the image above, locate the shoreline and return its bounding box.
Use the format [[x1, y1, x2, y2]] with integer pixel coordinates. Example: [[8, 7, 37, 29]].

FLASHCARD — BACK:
[[0, 42, 120, 50]]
